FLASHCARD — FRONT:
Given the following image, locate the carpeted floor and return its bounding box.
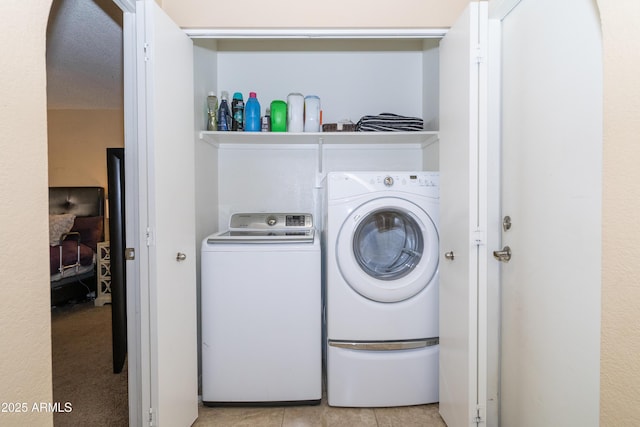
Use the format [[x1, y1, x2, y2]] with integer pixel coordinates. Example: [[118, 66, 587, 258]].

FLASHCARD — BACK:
[[51, 300, 128, 426]]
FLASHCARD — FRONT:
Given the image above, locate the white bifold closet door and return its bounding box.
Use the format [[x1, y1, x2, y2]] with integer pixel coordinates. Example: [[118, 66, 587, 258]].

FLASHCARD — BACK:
[[133, 1, 199, 425]]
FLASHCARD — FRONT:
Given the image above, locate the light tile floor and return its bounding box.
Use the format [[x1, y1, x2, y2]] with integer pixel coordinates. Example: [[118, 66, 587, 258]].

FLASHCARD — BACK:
[[194, 399, 446, 426]]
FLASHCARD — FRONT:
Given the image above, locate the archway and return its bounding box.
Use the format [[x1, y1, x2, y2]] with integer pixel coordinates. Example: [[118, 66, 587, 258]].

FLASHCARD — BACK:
[[46, 0, 128, 424]]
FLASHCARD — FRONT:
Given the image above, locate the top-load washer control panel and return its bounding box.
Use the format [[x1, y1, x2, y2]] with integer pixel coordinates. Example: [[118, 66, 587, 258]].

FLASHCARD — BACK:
[[208, 213, 315, 243], [230, 213, 313, 230]]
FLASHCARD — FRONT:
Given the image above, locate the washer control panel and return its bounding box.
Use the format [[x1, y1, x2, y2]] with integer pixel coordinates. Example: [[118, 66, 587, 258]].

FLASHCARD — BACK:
[[374, 173, 438, 188], [328, 172, 439, 200], [230, 213, 313, 230]]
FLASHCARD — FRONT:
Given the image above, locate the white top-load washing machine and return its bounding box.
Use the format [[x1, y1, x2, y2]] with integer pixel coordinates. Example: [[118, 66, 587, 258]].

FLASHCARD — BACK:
[[201, 213, 321, 405], [324, 171, 439, 407]]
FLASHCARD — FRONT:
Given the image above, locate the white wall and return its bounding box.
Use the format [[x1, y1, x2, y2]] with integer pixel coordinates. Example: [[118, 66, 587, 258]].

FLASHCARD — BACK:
[[216, 145, 425, 230], [214, 40, 429, 126]]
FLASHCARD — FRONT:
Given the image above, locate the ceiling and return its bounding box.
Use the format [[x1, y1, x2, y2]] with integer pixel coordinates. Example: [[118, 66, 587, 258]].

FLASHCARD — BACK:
[[46, 0, 123, 110]]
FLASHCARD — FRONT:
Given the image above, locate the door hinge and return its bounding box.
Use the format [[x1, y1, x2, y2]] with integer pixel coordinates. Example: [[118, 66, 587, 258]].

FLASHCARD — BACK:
[[148, 407, 154, 426], [472, 229, 486, 246], [475, 46, 486, 64], [474, 406, 485, 425], [146, 227, 155, 246], [144, 42, 150, 62]]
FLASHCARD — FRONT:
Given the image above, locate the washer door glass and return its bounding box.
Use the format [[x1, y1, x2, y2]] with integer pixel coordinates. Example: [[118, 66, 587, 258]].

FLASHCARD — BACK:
[[336, 197, 439, 303], [353, 209, 423, 281]]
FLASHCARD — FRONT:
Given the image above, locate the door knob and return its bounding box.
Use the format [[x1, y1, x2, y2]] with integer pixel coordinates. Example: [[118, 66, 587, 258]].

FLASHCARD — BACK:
[[176, 252, 187, 261], [444, 251, 455, 261], [493, 246, 511, 262]]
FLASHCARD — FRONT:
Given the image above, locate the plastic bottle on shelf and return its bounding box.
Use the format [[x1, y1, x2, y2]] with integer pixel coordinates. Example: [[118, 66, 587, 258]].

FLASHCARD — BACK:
[[270, 100, 287, 132], [244, 92, 261, 132], [304, 95, 321, 132], [206, 92, 218, 131], [261, 108, 271, 132], [217, 91, 232, 131], [287, 92, 304, 133], [231, 92, 244, 131]]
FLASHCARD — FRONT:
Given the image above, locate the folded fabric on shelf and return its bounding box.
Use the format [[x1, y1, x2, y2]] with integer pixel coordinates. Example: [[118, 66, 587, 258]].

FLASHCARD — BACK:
[[356, 113, 424, 132]]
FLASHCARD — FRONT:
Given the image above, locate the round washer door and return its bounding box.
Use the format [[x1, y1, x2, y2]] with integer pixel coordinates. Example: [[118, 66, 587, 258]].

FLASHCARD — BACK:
[[336, 197, 439, 302]]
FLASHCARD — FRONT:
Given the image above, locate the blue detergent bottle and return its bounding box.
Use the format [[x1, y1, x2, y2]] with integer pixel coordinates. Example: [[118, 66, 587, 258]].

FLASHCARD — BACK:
[[244, 92, 261, 132]]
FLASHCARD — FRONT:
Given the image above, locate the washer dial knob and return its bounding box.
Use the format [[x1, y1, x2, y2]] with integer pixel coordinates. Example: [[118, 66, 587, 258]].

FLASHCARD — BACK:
[[383, 176, 394, 187], [266, 216, 278, 226]]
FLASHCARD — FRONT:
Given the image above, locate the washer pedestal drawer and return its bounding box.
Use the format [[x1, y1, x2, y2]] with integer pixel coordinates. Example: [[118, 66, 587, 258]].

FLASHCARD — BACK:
[[327, 342, 439, 407]]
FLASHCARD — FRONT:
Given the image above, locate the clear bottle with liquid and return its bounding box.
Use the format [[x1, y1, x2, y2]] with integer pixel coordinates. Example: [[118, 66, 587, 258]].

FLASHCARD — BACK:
[[206, 92, 218, 131]]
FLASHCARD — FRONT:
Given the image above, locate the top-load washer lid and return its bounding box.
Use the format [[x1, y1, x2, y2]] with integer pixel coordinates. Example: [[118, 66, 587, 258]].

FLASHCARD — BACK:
[[207, 213, 315, 243]]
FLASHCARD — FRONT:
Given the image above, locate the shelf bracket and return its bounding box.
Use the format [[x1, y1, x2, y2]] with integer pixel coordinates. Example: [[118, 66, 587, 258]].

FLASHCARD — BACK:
[[317, 136, 324, 176]]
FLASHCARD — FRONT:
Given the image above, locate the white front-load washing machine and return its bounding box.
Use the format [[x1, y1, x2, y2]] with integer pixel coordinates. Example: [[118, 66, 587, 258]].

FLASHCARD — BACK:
[[201, 213, 321, 406], [324, 171, 439, 407]]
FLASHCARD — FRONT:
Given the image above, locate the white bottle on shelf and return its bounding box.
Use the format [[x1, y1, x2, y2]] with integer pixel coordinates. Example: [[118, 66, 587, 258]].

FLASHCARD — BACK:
[[304, 95, 321, 132], [287, 92, 304, 133]]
